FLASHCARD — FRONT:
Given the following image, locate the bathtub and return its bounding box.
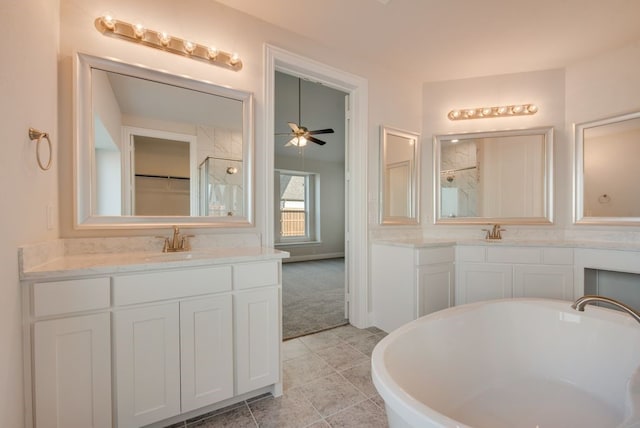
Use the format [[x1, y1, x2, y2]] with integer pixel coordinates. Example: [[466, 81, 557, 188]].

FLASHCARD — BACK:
[[371, 299, 640, 428]]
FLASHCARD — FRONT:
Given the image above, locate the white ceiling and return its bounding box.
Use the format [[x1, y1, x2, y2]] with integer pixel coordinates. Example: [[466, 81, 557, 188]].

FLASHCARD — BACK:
[[216, 0, 640, 82]]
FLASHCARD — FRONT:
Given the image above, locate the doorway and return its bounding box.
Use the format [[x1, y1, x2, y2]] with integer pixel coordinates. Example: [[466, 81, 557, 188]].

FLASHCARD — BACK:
[[274, 71, 348, 338], [264, 45, 369, 330]]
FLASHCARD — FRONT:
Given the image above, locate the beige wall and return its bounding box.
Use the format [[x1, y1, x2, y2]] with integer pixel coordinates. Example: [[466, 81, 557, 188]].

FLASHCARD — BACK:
[[0, 0, 59, 424]]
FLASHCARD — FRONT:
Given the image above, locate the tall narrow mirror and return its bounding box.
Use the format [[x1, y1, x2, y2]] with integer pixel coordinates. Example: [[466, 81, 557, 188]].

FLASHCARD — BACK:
[[75, 53, 253, 228], [575, 111, 640, 225], [434, 127, 553, 224], [380, 126, 420, 225]]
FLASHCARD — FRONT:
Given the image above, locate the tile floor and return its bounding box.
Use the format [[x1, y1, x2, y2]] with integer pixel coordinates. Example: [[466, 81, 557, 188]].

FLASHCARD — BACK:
[[164, 325, 389, 428]]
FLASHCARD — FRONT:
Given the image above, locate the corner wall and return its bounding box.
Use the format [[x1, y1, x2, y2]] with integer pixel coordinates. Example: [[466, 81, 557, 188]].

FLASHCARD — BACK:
[[0, 0, 60, 424]]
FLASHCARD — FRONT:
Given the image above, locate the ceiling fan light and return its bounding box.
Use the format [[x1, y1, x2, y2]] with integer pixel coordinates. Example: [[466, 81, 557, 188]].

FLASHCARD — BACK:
[[296, 136, 308, 147]]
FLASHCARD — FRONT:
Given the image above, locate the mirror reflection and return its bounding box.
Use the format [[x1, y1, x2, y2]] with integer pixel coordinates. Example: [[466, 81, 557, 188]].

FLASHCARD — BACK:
[[76, 53, 253, 227], [380, 126, 420, 225], [434, 127, 553, 224], [575, 111, 640, 224]]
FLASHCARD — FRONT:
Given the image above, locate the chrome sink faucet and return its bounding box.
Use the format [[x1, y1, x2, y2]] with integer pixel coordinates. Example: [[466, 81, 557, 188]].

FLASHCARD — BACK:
[[482, 224, 505, 240], [572, 295, 640, 325], [157, 226, 194, 252]]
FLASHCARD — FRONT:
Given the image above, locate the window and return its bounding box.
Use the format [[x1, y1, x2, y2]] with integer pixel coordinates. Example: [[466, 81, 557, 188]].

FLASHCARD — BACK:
[[275, 170, 319, 244]]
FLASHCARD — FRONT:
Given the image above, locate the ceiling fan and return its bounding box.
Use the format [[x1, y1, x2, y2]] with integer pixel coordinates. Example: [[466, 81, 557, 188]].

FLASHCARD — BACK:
[[276, 77, 334, 147]]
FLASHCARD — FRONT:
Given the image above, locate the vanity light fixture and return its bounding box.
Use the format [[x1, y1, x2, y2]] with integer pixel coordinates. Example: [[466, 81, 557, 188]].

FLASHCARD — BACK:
[[95, 15, 242, 71], [448, 104, 538, 121]]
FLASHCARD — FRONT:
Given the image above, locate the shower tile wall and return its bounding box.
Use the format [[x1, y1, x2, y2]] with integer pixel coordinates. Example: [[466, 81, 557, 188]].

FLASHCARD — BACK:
[[441, 140, 479, 217], [196, 126, 243, 162]]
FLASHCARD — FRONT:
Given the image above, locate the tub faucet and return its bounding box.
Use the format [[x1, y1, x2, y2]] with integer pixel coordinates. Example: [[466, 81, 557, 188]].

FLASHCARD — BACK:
[[482, 224, 505, 240], [157, 226, 194, 252], [571, 295, 640, 325]]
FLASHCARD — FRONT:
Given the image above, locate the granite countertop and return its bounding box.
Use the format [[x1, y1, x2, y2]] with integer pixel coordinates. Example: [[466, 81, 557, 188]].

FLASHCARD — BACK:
[[20, 247, 290, 281]]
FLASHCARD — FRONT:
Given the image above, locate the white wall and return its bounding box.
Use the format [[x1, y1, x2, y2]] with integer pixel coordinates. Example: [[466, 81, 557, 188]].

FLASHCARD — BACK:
[[565, 40, 640, 239], [421, 68, 567, 239], [0, 0, 59, 425], [58, 0, 423, 238]]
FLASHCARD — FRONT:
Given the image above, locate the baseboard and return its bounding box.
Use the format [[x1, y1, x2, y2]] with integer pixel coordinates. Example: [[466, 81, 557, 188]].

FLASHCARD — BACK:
[[283, 252, 345, 263]]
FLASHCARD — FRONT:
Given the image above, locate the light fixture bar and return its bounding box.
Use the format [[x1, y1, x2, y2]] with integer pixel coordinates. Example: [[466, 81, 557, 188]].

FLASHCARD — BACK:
[[448, 104, 538, 121], [95, 15, 242, 71]]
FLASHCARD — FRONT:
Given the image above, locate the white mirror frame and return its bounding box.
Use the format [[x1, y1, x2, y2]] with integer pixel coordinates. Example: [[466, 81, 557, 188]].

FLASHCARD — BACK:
[[433, 127, 554, 225], [574, 110, 640, 225], [379, 125, 420, 225], [74, 52, 254, 229]]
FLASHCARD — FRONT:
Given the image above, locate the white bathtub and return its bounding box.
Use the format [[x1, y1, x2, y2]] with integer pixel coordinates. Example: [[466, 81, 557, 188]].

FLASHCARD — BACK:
[[371, 299, 640, 428]]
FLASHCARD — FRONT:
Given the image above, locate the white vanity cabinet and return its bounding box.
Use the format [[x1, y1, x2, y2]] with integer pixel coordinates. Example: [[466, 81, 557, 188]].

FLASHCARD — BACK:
[[456, 245, 574, 305], [31, 278, 112, 428], [372, 242, 455, 332], [23, 254, 284, 428]]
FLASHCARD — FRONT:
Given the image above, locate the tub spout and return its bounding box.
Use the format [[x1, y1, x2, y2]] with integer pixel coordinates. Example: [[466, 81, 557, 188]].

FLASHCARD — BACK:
[[572, 295, 640, 325]]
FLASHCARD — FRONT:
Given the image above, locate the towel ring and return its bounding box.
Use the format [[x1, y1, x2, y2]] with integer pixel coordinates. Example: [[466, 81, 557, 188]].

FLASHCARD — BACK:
[[28, 128, 52, 171]]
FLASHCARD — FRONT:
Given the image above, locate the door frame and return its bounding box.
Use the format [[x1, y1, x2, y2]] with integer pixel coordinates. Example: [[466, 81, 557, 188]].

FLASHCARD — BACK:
[[263, 44, 369, 328]]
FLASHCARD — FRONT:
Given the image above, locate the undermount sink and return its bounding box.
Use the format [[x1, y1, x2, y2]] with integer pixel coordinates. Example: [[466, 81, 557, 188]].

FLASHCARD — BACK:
[[143, 251, 197, 262]]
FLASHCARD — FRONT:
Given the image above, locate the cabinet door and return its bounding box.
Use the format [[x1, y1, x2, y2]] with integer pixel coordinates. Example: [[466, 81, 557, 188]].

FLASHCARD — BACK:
[[114, 303, 180, 428], [235, 287, 279, 394], [417, 263, 455, 317], [456, 263, 512, 305], [513, 265, 574, 300], [34, 313, 111, 428], [180, 295, 234, 412]]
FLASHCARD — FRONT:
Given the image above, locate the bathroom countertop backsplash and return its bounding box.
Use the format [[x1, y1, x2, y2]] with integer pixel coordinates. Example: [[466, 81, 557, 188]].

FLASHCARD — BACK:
[[19, 233, 289, 281]]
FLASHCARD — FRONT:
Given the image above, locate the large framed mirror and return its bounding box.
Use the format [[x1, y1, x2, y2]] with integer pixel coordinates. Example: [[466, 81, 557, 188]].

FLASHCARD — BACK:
[[574, 111, 640, 225], [74, 52, 253, 228], [434, 127, 554, 224], [379, 126, 420, 225]]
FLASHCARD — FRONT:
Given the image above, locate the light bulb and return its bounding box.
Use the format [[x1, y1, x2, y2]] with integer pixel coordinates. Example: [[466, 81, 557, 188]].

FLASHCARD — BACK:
[[207, 47, 219, 59], [229, 52, 240, 65], [512, 105, 524, 114], [159, 31, 171, 46], [102, 14, 116, 30], [449, 110, 461, 120], [465, 109, 476, 117], [297, 136, 308, 147], [481, 107, 492, 116], [497, 106, 508, 115], [527, 104, 539, 113], [184, 41, 195, 54], [451, 139, 459, 143], [133, 23, 145, 38]]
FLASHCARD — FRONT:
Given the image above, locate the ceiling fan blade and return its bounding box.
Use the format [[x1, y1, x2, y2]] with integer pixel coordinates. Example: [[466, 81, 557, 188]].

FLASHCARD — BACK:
[[307, 128, 334, 135], [284, 137, 297, 147], [307, 136, 327, 146], [288, 122, 300, 132]]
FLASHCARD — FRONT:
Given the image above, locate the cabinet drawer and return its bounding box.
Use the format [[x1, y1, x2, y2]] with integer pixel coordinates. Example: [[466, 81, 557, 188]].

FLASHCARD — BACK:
[[113, 266, 231, 306], [542, 247, 573, 265], [33, 277, 110, 317], [487, 247, 541, 264], [457, 246, 486, 262], [416, 247, 455, 265], [234, 261, 279, 290]]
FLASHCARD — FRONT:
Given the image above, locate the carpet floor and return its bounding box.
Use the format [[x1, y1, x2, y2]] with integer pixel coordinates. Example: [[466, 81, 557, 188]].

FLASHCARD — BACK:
[[282, 258, 348, 339]]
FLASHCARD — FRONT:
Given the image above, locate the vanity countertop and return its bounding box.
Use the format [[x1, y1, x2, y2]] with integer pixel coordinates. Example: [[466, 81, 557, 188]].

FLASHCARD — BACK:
[[20, 247, 290, 281], [372, 238, 640, 252]]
